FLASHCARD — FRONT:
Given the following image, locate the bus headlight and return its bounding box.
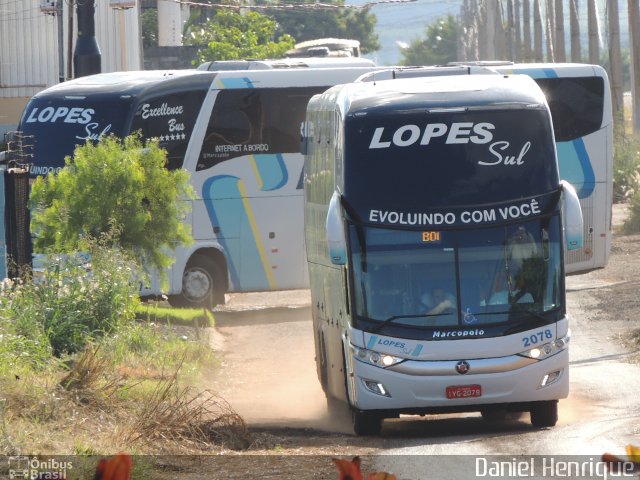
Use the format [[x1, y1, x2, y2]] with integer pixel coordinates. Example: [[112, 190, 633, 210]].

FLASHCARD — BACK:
[[351, 345, 404, 368], [520, 334, 570, 360]]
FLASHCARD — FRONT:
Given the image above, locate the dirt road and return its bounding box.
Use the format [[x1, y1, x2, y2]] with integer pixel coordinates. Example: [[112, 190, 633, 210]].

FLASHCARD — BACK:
[[203, 204, 640, 477]]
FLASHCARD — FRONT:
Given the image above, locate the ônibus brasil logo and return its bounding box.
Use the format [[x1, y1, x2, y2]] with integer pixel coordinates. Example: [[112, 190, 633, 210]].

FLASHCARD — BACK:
[[7, 456, 72, 479]]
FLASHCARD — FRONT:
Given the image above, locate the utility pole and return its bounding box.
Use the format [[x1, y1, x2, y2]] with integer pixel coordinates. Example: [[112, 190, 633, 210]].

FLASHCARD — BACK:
[[57, 0, 65, 82], [73, 0, 101, 78]]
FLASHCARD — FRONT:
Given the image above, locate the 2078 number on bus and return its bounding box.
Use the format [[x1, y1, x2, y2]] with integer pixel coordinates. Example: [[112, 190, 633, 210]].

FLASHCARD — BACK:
[[446, 385, 482, 399]]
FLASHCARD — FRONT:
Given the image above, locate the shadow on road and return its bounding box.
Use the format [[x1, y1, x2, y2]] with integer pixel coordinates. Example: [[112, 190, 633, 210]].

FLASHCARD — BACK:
[[213, 306, 312, 327]]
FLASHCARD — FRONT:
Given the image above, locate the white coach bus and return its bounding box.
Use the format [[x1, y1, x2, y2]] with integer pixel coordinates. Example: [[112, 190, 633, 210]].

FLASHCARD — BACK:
[[302, 73, 584, 435], [16, 64, 378, 307]]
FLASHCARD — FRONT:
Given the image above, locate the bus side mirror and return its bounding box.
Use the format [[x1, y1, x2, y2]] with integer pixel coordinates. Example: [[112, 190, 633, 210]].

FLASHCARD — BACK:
[[561, 180, 583, 251], [326, 191, 347, 265]]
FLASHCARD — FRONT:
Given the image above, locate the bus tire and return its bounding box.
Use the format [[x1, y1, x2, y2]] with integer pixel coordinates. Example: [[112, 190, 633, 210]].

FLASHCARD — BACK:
[[168, 254, 224, 308], [530, 400, 558, 428], [352, 409, 382, 436]]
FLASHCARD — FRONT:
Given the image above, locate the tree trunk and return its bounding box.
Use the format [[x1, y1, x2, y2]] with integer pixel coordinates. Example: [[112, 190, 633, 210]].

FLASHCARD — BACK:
[[588, 0, 599, 64], [533, 0, 543, 61], [554, 0, 565, 62], [569, 0, 581, 62], [523, 0, 533, 60], [608, 0, 623, 126], [629, 0, 640, 132], [545, 0, 555, 61]]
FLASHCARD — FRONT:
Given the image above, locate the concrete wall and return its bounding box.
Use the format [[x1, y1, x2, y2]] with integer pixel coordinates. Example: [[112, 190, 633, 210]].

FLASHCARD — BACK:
[[143, 46, 200, 70]]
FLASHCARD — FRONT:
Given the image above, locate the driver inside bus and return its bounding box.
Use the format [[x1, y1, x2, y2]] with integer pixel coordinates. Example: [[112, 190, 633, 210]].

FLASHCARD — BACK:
[[421, 287, 457, 315]]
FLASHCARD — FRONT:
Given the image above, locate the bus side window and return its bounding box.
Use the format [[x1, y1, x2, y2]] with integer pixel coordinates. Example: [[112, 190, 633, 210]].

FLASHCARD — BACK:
[[208, 110, 251, 145], [198, 90, 258, 169]]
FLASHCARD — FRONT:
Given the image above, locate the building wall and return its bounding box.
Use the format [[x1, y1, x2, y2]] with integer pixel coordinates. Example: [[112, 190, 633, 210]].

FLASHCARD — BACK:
[[143, 46, 199, 70], [0, 0, 142, 134]]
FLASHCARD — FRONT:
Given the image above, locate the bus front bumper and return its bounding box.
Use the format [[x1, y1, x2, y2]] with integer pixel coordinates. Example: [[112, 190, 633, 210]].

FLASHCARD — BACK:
[[348, 349, 569, 412]]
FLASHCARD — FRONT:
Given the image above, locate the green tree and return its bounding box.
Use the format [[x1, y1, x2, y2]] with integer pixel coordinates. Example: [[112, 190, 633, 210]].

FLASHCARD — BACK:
[[186, 10, 296, 63], [28, 134, 195, 274], [400, 14, 459, 66], [264, 2, 380, 54], [141, 8, 158, 48]]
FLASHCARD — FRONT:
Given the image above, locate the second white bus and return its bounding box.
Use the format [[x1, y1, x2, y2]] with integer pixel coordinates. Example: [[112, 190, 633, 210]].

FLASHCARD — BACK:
[[17, 65, 379, 306]]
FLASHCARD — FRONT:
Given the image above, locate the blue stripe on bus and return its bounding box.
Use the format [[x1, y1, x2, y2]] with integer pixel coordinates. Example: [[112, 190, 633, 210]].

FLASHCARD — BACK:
[[556, 138, 595, 199], [201, 154, 290, 290], [216, 77, 255, 89], [253, 154, 288, 190], [202, 175, 271, 290], [508, 68, 559, 79]]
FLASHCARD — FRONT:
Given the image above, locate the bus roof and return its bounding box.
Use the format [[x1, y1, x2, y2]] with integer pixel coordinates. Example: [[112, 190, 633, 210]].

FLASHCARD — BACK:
[[25, 65, 381, 105], [197, 56, 375, 71], [29, 70, 215, 99], [331, 74, 548, 115]]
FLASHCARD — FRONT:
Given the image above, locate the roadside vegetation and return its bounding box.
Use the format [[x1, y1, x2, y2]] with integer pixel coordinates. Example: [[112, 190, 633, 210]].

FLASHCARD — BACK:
[[0, 242, 250, 458], [614, 130, 640, 233], [0, 135, 250, 461]]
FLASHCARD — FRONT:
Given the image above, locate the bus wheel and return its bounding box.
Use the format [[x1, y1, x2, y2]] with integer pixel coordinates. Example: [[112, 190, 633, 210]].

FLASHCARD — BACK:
[[530, 400, 558, 428], [352, 409, 382, 436], [168, 254, 224, 308]]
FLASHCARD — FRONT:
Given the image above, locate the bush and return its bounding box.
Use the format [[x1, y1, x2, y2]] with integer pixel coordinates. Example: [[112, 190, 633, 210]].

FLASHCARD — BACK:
[[622, 184, 640, 233], [613, 131, 640, 203], [0, 244, 140, 357]]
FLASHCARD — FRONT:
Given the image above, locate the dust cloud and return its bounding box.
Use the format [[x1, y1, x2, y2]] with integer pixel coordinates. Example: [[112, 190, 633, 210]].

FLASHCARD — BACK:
[[207, 304, 353, 434]]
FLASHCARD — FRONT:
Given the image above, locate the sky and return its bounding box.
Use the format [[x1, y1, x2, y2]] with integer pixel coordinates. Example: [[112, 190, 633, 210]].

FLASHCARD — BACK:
[[345, 0, 629, 66]]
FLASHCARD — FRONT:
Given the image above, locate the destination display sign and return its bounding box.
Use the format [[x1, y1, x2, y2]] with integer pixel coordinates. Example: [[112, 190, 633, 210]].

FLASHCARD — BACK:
[[344, 109, 559, 213], [366, 191, 560, 229]]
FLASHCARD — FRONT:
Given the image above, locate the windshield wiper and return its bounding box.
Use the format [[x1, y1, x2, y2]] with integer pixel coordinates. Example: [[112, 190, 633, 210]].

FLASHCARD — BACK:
[[503, 308, 555, 335], [370, 313, 447, 334]]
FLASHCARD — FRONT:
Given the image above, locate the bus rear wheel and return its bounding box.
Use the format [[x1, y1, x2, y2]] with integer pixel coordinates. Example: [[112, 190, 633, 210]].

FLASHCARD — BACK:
[[530, 400, 558, 428], [352, 410, 382, 436], [168, 254, 224, 308]]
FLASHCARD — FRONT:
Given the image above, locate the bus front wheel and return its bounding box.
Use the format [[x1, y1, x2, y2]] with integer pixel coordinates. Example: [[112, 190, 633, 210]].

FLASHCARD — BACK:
[[352, 409, 382, 436], [168, 254, 224, 308], [530, 400, 558, 428]]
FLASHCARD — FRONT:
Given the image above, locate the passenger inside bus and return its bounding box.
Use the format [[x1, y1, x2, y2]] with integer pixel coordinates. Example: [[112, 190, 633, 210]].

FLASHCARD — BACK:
[[420, 286, 457, 315]]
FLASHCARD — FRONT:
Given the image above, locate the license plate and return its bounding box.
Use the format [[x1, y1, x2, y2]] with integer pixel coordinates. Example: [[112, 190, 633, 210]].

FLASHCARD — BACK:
[[446, 384, 482, 399]]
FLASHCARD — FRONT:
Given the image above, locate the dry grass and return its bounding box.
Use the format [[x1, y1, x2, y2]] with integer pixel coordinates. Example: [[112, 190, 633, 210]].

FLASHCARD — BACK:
[[0, 332, 252, 457], [121, 367, 251, 452], [59, 344, 125, 407]]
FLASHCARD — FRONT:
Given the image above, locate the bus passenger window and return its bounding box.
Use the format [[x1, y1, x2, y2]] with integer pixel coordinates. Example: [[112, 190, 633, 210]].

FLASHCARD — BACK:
[[207, 110, 251, 145]]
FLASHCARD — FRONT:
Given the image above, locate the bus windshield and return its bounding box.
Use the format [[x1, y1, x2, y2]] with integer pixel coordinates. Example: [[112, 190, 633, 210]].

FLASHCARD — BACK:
[[350, 216, 563, 336], [19, 97, 132, 176]]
